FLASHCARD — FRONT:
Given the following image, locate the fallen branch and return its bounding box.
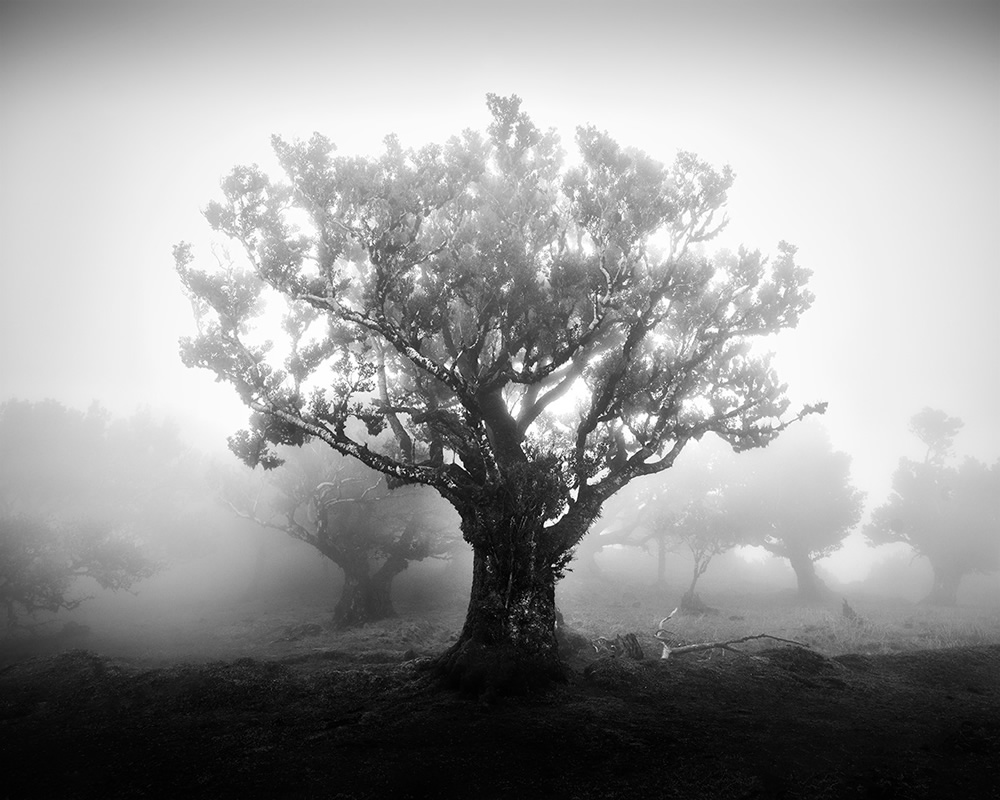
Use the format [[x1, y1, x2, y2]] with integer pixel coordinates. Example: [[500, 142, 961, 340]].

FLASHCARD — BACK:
[[654, 610, 809, 660], [656, 633, 810, 661]]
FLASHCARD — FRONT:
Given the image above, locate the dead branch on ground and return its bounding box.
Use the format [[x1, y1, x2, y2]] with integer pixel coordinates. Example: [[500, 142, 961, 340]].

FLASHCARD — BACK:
[[654, 608, 809, 661]]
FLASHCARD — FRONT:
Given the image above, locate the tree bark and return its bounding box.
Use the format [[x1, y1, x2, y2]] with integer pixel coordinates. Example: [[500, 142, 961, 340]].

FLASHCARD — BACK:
[[787, 549, 831, 603], [333, 572, 391, 628], [434, 526, 567, 694], [332, 557, 408, 628], [920, 565, 962, 606]]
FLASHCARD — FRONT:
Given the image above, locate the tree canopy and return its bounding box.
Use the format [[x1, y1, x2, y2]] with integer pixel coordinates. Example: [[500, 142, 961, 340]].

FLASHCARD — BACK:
[[866, 409, 999, 605], [722, 419, 864, 601], [176, 94, 820, 689]]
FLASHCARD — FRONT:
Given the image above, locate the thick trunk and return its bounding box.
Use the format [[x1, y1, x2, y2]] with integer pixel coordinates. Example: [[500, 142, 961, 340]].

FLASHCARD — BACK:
[[921, 566, 962, 606], [787, 549, 831, 603], [435, 535, 566, 694], [333, 569, 396, 628]]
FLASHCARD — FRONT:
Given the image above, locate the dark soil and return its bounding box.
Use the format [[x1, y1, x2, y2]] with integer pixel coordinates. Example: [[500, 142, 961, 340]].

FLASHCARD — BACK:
[[2, 640, 999, 798]]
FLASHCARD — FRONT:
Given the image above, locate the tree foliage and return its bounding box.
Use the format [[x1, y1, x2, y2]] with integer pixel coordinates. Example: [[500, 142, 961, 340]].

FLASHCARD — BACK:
[[177, 95, 817, 516], [176, 95, 820, 687], [866, 409, 999, 605]]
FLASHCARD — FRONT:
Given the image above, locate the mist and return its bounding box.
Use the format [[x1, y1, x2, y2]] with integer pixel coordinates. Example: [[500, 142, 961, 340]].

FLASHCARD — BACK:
[[2, 0, 998, 656], [2, 397, 996, 669], [3, 4, 999, 795]]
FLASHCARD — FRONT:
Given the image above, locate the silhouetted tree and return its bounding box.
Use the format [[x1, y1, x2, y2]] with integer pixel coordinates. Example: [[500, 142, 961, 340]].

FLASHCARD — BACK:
[[727, 419, 864, 602], [176, 94, 819, 689], [220, 443, 459, 626], [866, 409, 999, 605]]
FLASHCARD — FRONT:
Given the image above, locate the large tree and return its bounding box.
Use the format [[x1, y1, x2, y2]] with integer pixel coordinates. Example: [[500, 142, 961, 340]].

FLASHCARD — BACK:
[[866, 409, 1000, 605], [176, 95, 819, 690], [724, 418, 864, 602], [219, 443, 459, 627]]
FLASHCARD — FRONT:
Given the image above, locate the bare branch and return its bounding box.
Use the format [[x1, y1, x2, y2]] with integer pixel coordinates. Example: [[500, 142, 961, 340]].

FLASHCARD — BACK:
[[653, 621, 810, 661]]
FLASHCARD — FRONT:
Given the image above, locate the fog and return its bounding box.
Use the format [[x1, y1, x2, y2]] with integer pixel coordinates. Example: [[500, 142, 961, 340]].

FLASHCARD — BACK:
[[2, 398, 996, 665], [1, 1, 998, 660]]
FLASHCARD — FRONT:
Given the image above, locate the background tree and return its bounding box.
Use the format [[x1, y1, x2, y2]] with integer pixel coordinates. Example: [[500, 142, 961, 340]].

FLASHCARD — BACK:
[[908, 407, 964, 467], [726, 419, 864, 602], [219, 442, 459, 627], [589, 436, 743, 603], [667, 441, 746, 613], [584, 474, 672, 585], [0, 400, 175, 628], [866, 409, 999, 605], [0, 515, 152, 628], [176, 94, 819, 689]]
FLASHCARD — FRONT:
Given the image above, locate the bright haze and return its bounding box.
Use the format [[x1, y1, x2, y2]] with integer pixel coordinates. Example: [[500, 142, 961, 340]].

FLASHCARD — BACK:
[[2, 0, 997, 581]]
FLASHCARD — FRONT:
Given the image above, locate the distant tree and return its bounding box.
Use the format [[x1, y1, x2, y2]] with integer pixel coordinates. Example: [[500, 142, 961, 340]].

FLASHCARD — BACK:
[[866, 410, 999, 605], [590, 437, 744, 606], [0, 400, 172, 627], [727, 419, 864, 602], [908, 407, 964, 467], [584, 474, 671, 584], [668, 442, 746, 613], [219, 443, 459, 626], [176, 94, 820, 689], [0, 515, 153, 628]]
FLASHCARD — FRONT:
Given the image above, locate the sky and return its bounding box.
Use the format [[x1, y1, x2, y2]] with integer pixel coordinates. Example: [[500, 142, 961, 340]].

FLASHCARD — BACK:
[[1, 0, 998, 577]]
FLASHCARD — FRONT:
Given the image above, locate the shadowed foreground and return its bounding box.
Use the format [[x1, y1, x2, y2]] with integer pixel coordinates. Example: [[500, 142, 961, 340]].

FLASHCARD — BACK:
[[2, 642, 999, 799]]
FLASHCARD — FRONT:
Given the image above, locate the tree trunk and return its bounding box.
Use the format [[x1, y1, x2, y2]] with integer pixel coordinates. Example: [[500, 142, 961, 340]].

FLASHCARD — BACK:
[[787, 549, 831, 603], [679, 557, 714, 614], [434, 534, 566, 694], [333, 569, 395, 628], [921, 565, 962, 606]]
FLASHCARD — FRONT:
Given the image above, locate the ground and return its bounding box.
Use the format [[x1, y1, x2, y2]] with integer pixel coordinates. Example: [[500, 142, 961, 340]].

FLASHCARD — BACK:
[[2, 588, 999, 799]]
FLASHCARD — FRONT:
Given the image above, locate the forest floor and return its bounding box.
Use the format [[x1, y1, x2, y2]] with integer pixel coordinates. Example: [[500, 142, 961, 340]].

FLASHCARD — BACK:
[[2, 587, 1000, 799]]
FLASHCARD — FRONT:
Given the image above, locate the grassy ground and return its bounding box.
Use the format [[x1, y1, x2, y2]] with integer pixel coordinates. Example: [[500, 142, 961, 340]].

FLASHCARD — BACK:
[[558, 582, 1000, 658], [3, 585, 1000, 799]]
